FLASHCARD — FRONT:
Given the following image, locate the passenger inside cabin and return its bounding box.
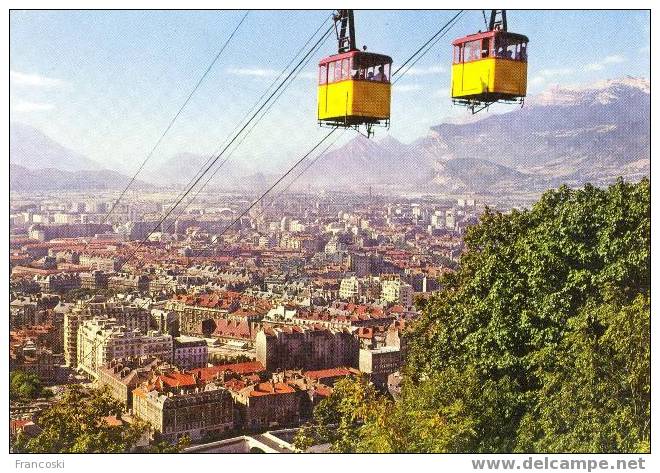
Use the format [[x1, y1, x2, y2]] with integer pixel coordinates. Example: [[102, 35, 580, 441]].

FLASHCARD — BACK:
[[373, 65, 386, 81], [481, 39, 490, 58], [367, 70, 374, 80]]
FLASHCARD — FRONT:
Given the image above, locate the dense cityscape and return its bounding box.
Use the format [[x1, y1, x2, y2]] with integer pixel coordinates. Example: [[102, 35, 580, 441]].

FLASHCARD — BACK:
[[10, 189, 492, 451], [8, 7, 651, 465]]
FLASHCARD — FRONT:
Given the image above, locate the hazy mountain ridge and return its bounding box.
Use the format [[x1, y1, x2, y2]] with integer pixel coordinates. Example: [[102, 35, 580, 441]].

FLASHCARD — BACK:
[[423, 77, 649, 185], [310, 77, 649, 194], [10, 122, 102, 172], [10, 77, 649, 195], [10, 163, 153, 192]]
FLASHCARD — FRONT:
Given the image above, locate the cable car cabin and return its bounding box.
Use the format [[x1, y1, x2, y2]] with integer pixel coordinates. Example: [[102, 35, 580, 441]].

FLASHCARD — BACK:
[[451, 30, 528, 110], [317, 51, 392, 130]]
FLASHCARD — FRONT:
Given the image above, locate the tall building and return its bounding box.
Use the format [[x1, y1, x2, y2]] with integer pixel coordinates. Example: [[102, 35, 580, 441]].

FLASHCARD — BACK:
[[33, 273, 81, 293], [358, 347, 402, 389], [173, 336, 208, 370], [445, 209, 456, 230], [338, 276, 362, 301], [133, 373, 234, 443], [230, 379, 306, 431], [381, 278, 414, 307], [349, 252, 383, 277], [79, 254, 122, 272], [255, 326, 358, 372], [97, 356, 172, 410], [77, 317, 172, 379], [63, 298, 150, 367]]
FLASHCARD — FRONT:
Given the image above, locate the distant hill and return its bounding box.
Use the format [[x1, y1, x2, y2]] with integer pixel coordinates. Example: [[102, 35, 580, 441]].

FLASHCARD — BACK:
[[299, 77, 649, 194], [422, 77, 650, 190], [147, 151, 264, 190], [10, 122, 102, 172], [10, 77, 649, 196], [10, 163, 153, 192]]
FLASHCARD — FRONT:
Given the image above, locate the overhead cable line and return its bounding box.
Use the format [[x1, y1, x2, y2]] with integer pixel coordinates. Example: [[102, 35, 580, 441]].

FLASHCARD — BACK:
[[161, 24, 335, 233], [158, 18, 335, 233], [99, 11, 250, 227], [156, 14, 334, 224], [394, 12, 465, 85], [267, 129, 347, 206], [186, 127, 339, 260], [117, 23, 335, 271], [391, 10, 464, 80]]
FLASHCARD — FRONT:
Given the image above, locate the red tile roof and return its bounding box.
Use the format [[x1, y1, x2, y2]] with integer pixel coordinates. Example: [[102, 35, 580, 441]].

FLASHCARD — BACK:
[[304, 367, 360, 380], [248, 382, 296, 397], [191, 361, 264, 381]]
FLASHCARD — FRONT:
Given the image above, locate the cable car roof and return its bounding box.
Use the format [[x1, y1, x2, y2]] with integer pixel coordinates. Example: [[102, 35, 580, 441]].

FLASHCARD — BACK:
[[319, 50, 392, 66], [452, 30, 529, 46]]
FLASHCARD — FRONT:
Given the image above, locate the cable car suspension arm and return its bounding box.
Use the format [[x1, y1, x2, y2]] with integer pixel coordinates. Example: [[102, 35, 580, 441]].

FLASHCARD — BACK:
[[488, 10, 507, 31], [334, 10, 357, 52]]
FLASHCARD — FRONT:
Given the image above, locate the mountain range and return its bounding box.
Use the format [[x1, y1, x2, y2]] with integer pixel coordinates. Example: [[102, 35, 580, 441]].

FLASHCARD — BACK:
[[10, 77, 649, 196], [303, 77, 649, 195], [10, 163, 154, 193], [9, 122, 152, 192]]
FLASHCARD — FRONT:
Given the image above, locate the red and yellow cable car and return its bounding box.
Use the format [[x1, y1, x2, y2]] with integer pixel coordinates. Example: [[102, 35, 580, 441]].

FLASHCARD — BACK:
[[318, 10, 392, 136], [451, 10, 528, 113]]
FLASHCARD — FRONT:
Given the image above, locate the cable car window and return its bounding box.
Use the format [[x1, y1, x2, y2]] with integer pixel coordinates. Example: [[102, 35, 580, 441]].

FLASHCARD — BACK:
[[335, 61, 343, 82], [519, 42, 528, 61], [378, 63, 390, 82], [481, 38, 490, 58], [505, 43, 516, 60], [327, 61, 336, 83], [319, 65, 327, 85], [341, 58, 350, 80], [464, 40, 481, 62], [495, 37, 507, 58], [453, 45, 461, 64], [351, 57, 360, 79]]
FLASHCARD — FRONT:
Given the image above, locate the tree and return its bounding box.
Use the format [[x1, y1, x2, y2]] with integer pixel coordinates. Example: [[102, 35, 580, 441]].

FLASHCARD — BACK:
[[147, 434, 191, 453], [10, 371, 50, 401], [13, 385, 148, 453], [300, 179, 650, 453], [293, 376, 391, 452]]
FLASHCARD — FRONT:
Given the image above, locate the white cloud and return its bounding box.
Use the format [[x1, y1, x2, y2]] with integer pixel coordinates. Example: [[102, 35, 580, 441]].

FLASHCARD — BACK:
[[603, 54, 626, 64], [12, 101, 55, 112], [585, 54, 626, 72], [403, 65, 445, 76], [397, 84, 423, 93], [225, 67, 279, 77], [529, 76, 547, 86], [433, 87, 450, 98], [10, 70, 65, 88], [538, 67, 574, 77]]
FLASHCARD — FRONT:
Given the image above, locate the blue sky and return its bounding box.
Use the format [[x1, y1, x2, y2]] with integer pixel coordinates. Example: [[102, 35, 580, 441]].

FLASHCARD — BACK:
[[10, 10, 650, 174]]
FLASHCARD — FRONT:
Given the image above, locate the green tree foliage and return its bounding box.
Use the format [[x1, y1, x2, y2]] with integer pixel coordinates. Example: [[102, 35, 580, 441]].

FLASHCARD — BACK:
[[147, 434, 191, 453], [10, 371, 51, 401], [13, 385, 148, 453], [299, 179, 650, 453], [293, 376, 391, 452]]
